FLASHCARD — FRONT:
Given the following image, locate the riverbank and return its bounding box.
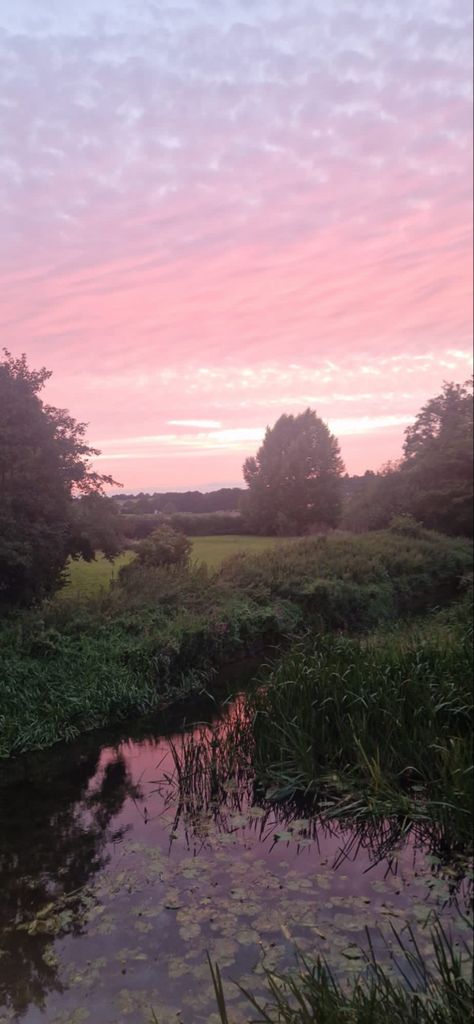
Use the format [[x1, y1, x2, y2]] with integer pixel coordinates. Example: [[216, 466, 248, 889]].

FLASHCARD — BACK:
[[0, 664, 472, 1023], [0, 528, 471, 759]]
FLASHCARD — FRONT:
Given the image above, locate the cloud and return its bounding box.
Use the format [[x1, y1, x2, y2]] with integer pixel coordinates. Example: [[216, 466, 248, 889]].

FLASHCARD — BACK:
[[168, 418, 222, 428], [0, 0, 471, 484]]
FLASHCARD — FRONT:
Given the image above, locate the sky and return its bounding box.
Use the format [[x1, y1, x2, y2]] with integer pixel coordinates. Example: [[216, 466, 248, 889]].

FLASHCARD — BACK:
[[0, 0, 472, 490]]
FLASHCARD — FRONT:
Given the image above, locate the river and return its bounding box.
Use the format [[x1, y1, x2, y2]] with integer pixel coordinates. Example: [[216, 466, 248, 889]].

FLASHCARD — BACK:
[[0, 686, 471, 1024]]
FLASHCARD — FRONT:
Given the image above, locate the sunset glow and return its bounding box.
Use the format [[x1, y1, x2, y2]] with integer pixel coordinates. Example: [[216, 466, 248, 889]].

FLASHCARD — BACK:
[[1, 0, 472, 488]]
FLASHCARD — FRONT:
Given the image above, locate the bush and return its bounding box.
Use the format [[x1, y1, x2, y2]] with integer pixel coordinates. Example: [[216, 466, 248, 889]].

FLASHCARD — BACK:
[[121, 525, 191, 571], [217, 529, 472, 624], [168, 512, 249, 536], [389, 513, 424, 537], [0, 528, 471, 757]]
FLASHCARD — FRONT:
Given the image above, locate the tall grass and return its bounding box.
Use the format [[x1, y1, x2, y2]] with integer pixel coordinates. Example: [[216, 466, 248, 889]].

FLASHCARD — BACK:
[[0, 587, 298, 757], [210, 918, 473, 1024], [244, 601, 473, 845], [0, 529, 471, 757]]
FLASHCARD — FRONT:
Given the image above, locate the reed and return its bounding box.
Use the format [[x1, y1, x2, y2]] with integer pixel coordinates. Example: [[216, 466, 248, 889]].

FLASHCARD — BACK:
[[210, 918, 473, 1024]]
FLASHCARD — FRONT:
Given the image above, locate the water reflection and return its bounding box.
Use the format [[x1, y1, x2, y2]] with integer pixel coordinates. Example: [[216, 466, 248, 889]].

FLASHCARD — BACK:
[[0, 693, 471, 1023], [0, 748, 139, 1017]]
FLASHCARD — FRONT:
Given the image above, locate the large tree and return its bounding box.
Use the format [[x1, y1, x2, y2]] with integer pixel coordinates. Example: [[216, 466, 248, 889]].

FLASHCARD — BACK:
[[402, 378, 473, 536], [243, 408, 344, 535], [343, 379, 473, 537], [0, 350, 120, 606]]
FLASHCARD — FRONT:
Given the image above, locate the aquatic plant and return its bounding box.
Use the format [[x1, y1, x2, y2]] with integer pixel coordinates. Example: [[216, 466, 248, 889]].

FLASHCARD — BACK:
[[210, 918, 474, 1024], [244, 603, 473, 846]]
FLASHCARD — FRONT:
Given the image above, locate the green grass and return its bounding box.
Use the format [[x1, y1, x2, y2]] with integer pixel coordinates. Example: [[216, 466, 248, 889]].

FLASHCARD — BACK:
[[233, 599, 474, 844], [64, 551, 134, 595], [152, 597, 473, 848], [193, 534, 280, 569], [1, 529, 471, 761], [64, 535, 281, 594], [210, 918, 473, 1024]]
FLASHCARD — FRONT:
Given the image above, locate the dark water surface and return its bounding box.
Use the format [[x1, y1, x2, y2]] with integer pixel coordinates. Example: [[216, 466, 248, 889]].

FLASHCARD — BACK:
[[0, 688, 472, 1024]]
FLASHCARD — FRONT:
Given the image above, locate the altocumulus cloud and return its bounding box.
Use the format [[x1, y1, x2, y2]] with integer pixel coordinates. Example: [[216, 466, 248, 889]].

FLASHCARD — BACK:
[[0, 0, 471, 484]]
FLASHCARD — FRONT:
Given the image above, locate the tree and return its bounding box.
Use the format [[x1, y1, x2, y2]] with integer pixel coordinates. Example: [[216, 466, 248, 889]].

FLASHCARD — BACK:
[[0, 350, 119, 606], [401, 379, 473, 536], [242, 409, 345, 535], [342, 380, 473, 537], [69, 492, 123, 561]]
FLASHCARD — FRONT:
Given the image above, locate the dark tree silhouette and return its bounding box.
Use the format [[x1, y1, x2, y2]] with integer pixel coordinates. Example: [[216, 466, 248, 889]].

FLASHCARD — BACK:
[[243, 408, 344, 535], [0, 350, 121, 605]]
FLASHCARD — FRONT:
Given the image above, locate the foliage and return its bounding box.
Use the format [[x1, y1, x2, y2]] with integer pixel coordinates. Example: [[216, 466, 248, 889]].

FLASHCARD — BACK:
[[166, 511, 249, 535], [118, 525, 192, 593], [239, 597, 473, 843], [343, 380, 473, 537], [217, 529, 472, 627], [388, 513, 424, 537], [69, 492, 123, 560], [342, 462, 413, 533], [115, 485, 245, 515], [0, 350, 118, 606], [0, 577, 298, 757], [212, 919, 473, 1024], [0, 529, 471, 758], [402, 379, 473, 536], [128, 525, 191, 569], [120, 510, 250, 539], [63, 537, 281, 595], [243, 408, 344, 535]]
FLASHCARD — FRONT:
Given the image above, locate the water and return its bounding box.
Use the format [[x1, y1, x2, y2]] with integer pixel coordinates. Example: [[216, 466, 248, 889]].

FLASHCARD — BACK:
[[0, 691, 471, 1024]]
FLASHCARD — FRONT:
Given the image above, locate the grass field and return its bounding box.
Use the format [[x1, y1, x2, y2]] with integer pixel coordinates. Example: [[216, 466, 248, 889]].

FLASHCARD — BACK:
[[64, 535, 281, 595]]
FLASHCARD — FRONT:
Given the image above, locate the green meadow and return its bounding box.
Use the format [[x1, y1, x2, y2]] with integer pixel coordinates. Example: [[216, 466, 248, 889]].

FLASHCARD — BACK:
[[64, 534, 281, 594]]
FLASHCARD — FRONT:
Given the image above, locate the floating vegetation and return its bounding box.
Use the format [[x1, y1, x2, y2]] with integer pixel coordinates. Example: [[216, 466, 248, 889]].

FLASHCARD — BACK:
[[210, 918, 474, 1024], [0, 598, 472, 1022], [0, 688, 472, 1023]]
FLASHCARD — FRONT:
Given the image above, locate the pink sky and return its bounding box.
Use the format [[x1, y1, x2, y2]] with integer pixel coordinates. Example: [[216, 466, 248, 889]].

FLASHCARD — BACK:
[[0, 0, 472, 489]]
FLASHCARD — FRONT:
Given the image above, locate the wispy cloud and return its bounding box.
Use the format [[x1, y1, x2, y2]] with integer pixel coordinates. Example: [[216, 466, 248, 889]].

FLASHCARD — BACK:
[[0, 0, 471, 485], [168, 419, 222, 428]]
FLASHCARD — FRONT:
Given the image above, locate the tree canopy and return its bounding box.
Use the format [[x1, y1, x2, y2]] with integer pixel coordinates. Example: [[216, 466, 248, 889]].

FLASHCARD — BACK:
[[243, 408, 344, 535], [343, 380, 473, 537], [0, 350, 120, 606]]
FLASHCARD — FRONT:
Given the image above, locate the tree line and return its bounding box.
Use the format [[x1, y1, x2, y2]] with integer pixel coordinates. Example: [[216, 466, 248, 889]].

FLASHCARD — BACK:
[[0, 347, 472, 606], [114, 488, 244, 515]]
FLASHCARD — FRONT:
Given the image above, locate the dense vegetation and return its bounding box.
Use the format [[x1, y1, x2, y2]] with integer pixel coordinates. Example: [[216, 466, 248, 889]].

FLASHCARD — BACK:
[[1, 353, 472, 613], [1, 354, 473, 1023], [217, 520, 471, 628], [211, 918, 473, 1024], [114, 486, 244, 514], [343, 380, 473, 537], [242, 598, 473, 844], [120, 509, 250, 540], [0, 350, 120, 606], [0, 528, 471, 758]]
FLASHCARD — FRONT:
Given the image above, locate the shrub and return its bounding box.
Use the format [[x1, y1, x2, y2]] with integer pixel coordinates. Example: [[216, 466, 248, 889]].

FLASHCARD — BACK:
[[120, 525, 191, 574], [217, 529, 472, 623], [389, 513, 424, 537]]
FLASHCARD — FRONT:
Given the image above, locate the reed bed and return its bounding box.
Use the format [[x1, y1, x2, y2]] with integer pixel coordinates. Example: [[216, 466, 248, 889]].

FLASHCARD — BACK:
[[210, 917, 473, 1024]]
